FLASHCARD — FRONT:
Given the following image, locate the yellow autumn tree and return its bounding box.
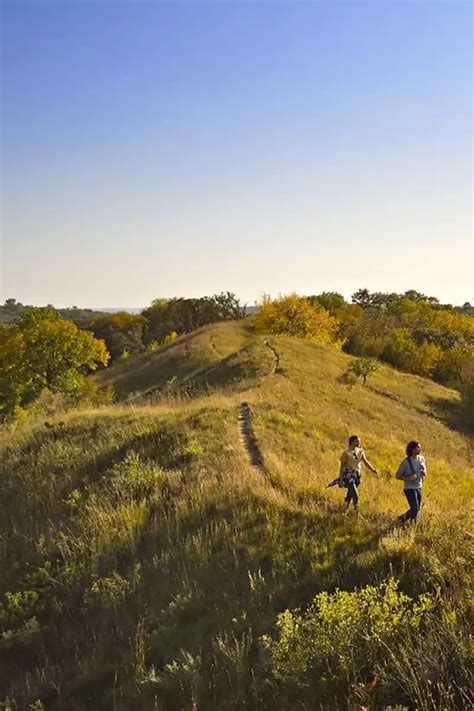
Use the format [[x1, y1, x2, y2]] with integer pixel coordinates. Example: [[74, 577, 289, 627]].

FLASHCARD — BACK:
[[254, 294, 338, 344]]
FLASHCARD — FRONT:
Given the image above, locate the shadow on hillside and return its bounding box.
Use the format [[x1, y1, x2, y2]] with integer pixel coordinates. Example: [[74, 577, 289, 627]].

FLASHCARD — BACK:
[[368, 385, 402, 403], [100, 321, 256, 401], [427, 396, 472, 436], [0, 422, 192, 568], [187, 344, 270, 391], [67, 425, 195, 497], [116, 351, 204, 401], [97, 329, 215, 400], [367, 385, 472, 437]]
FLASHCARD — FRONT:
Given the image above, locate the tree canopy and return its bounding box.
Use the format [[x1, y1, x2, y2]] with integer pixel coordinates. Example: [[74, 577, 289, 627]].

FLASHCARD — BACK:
[[254, 294, 338, 344], [86, 312, 146, 361], [0, 308, 109, 419], [142, 292, 245, 343]]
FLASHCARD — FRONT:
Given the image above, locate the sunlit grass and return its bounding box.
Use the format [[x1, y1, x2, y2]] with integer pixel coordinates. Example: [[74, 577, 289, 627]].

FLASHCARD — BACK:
[[0, 322, 472, 708]]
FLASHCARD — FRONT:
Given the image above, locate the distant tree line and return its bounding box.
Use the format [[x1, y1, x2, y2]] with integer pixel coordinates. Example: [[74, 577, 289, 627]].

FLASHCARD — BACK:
[[1, 289, 472, 423], [0, 298, 110, 324], [2, 290, 471, 326]]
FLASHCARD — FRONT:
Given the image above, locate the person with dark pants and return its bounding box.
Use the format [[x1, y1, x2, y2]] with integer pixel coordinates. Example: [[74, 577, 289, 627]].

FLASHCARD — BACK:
[[345, 479, 359, 510], [404, 488, 422, 520], [339, 435, 378, 513], [396, 441, 426, 522]]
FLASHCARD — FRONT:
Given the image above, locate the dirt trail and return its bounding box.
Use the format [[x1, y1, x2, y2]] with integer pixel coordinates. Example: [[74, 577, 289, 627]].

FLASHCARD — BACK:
[[237, 401, 336, 514], [238, 403, 264, 468], [263, 340, 279, 373]]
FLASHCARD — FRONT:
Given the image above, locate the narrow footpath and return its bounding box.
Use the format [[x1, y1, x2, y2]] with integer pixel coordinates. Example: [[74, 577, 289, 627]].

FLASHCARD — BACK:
[[238, 403, 264, 468]]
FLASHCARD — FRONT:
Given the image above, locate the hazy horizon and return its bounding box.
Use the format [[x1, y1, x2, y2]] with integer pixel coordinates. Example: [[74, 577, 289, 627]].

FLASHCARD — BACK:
[[2, 286, 471, 313], [1, 1, 472, 308]]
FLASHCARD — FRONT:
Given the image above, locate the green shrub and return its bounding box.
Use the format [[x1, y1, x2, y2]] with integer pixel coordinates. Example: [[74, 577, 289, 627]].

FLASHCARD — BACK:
[[262, 579, 433, 701], [146, 340, 160, 352], [105, 452, 167, 499], [164, 331, 178, 345], [65, 488, 82, 510], [117, 348, 131, 363], [0, 590, 39, 628], [83, 573, 131, 610]]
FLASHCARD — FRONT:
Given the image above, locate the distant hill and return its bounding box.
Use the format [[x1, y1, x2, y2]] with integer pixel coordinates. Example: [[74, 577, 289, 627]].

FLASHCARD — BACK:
[[92, 307, 144, 314], [0, 299, 143, 324]]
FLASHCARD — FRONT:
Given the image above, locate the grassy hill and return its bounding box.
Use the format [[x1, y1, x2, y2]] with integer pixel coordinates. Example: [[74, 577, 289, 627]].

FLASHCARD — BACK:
[[0, 321, 472, 709]]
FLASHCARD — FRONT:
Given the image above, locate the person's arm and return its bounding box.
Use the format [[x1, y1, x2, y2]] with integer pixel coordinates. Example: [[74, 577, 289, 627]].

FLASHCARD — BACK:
[[419, 456, 427, 477], [339, 452, 347, 477], [396, 459, 416, 481], [362, 452, 378, 475]]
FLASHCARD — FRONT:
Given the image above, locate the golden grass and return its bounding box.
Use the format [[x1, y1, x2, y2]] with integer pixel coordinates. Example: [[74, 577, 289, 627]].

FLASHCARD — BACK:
[[0, 321, 472, 708]]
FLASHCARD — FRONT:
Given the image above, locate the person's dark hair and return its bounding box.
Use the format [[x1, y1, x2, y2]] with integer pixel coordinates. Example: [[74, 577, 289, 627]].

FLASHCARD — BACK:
[[406, 441, 420, 457], [349, 435, 359, 446]]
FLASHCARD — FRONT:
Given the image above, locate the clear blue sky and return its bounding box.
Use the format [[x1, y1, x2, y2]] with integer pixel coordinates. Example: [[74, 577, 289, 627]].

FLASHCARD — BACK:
[[1, 0, 472, 308]]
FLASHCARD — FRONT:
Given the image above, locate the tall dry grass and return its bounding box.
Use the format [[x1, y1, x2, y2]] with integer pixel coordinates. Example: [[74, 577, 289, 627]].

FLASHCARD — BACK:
[[0, 322, 471, 709]]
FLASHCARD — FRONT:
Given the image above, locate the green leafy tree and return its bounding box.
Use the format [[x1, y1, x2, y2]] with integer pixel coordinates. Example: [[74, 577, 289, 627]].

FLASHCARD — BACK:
[[410, 341, 442, 378], [459, 355, 474, 427], [0, 308, 109, 418], [347, 357, 380, 385], [433, 345, 473, 387], [351, 288, 373, 309], [86, 312, 146, 361], [307, 289, 474, 388], [310, 293, 362, 343], [344, 308, 392, 358], [211, 291, 247, 320], [351, 288, 399, 310], [143, 292, 245, 343], [351, 289, 439, 310], [0, 298, 27, 324], [459, 301, 473, 315], [310, 291, 347, 312], [0, 326, 30, 417], [382, 328, 417, 371], [403, 289, 439, 305]]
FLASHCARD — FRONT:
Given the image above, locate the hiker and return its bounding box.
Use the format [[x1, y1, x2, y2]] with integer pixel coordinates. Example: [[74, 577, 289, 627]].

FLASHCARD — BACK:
[[338, 435, 378, 512], [396, 441, 426, 522]]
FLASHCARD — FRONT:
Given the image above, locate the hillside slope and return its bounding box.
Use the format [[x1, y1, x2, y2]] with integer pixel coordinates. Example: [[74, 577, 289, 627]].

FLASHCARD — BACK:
[[0, 322, 472, 709]]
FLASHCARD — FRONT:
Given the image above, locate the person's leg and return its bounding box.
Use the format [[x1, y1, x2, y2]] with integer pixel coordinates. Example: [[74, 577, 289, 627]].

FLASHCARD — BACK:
[[413, 489, 422, 520], [417, 489, 422, 510], [345, 482, 359, 510], [403, 489, 418, 521], [352, 483, 359, 510], [344, 486, 351, 511]]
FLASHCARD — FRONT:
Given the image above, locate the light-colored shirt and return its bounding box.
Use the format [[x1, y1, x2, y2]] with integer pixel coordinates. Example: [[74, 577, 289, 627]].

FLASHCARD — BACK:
[[396, 455, 426, 490], [340, 447, 364, 474]]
